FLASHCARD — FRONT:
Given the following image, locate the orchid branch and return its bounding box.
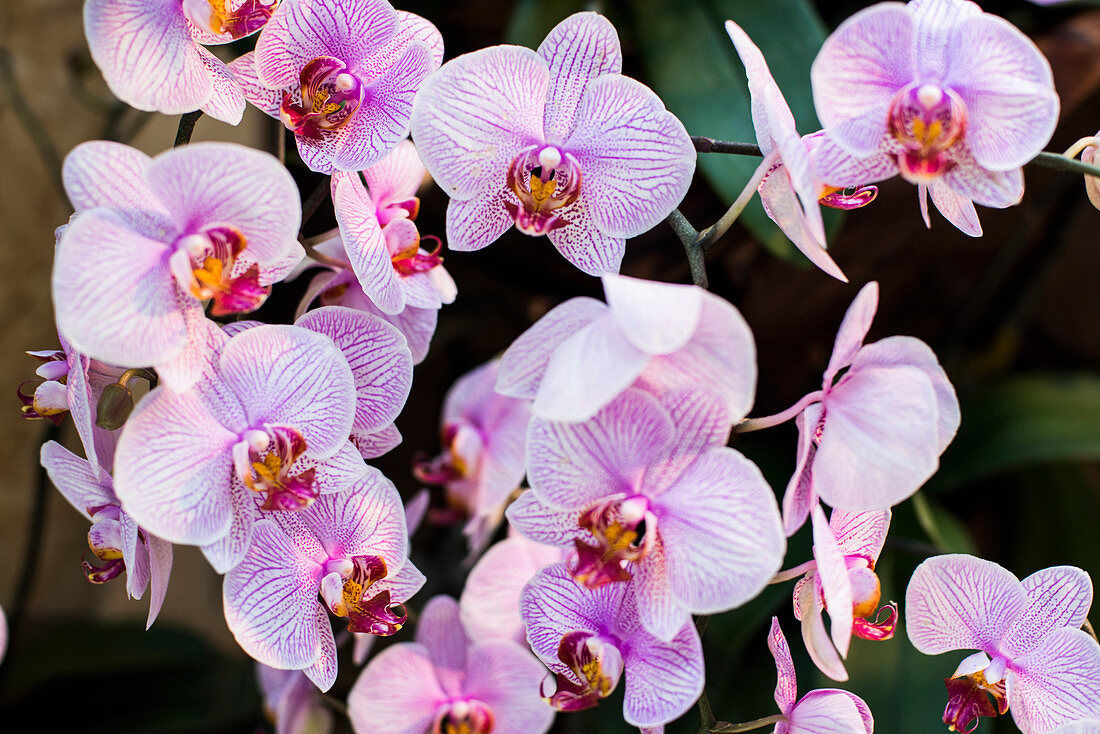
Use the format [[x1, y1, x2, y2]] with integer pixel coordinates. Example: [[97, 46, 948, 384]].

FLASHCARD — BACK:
[[710, 715, 787, 733], [173, 110, 204, 147], [692, 136, 764, 157], [1030, 151, 1100, 178]]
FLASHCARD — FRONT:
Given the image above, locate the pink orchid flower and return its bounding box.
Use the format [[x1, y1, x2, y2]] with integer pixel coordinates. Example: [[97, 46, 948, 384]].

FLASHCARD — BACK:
[[414, 359, 531, 555], [508, 387, 785, 642], [113, 323, 362, 552], [301, 140, 455, 363], [460, 534, 563, 645], [224, 476, 424, 691], [41, 441, 173, 628], [767, 618, 874, 734], [230, 0, 442, 173], [780, 507, 897, 681], [906, 554, 1100, 734], [257, 663, 333, 734], [521, 561, 703, 728], [349, 595, 553, 734], [1050, 722, 1100, 734], [19, 335, 125, 477], [745, 282, 958, 533], [410, 11, 695, 275], [810, 0, 1059, 236], [84, 0, 278, 123], [497, 274, 756, 423], [54, 141, 303, 391], [726, 21, 879, 283]]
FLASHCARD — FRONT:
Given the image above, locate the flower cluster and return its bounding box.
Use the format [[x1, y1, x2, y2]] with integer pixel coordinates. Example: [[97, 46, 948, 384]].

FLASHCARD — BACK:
[[21, 1, 1100, 734]]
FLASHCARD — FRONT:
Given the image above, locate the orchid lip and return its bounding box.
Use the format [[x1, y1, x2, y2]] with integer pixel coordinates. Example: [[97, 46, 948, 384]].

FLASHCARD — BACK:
[[543, 631, 623, 712], [183, 0, 277, 40], [280, 56, 365, 138], [505, 145, 583, 236], [887, 81, 967, 182], [173, 226, 270, 315], [570, 495, 656, 589]]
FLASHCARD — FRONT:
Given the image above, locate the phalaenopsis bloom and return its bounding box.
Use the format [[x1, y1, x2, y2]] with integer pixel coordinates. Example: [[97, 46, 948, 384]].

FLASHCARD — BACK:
[[521, 562, 703, 728], [224, 477, 424, 691], [414, 359, 531, 555], [746, 281, 958, 533], [726, 21, 878, 283], [19, 336, 125, 475], [84, 0, 279, 123], [411, 11, 695, 275], [231, 0, 442, 173], [41, 441, 173, 628], [906, 554, 1100, 733], [811, 0, 1059, 235], [349, 595, 553, 734], [54, 141, 303, 391], [112, 323, 365, 560], [302, 140, 455, 363], [766, 618, 875, 734], [784, 507, 896, 681], [508, 387, 785, 641], [497, 274, 756, 423]]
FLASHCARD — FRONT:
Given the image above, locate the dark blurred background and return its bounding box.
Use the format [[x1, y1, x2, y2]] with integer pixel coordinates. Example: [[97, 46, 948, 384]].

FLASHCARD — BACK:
[[1, 0, 1098, 731]]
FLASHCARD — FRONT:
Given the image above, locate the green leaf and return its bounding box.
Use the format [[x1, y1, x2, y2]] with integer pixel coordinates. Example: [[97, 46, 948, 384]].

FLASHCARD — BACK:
[[931, 373, 1100, 491], [505, 0, 592, 47], [911, 491, 977, 555], [628, 0, 828, 260]]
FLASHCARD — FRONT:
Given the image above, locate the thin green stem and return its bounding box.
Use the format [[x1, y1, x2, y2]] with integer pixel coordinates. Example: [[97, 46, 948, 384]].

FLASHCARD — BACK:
[[698, 154, 774, 248], [666, 209, 708, 288], [1029, 151, 1100, 178], [710, 715, 786, 733], [174, 110, 204, 147]]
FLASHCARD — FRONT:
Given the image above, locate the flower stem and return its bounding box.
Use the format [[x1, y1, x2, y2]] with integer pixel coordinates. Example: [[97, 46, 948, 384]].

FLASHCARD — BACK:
[[711, 715, 786, 733], [735, 390, 824, 433], [1062, 136, 1099, 160], [173, 110, 203, 147], [1029, 151, 1100, 178], [692, 137, 764, 157], [697, 154, 775, 249], [770, 560, 817, 584], [667, 209, 708, 288]]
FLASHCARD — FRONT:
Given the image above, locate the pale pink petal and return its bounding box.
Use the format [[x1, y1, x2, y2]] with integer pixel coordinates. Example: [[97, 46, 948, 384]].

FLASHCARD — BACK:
[[348, 643, 444, 734], [61, 142, 168, 233], [411, 45, 548, 201], [200, 477, 262, 574], [196, 47, 245, 125], [53, 210, 183, 368], [40, 440, 115, 519], [223, 518, 328, 671], [538, 11, 622, 142], [809, 134, 899, 189], [353, 423, 403, 459], [788, 690, 870, 734], [831, 509, 891, 561], [810, 3, 916, 156], [122, 512, 150, 602], [303, 628, 340, 692], [460, 536, 561, 644], [413, 595, 468, 681], [527, 389, 673, 509], [758, 168, 847, 282], [495, 297, 606, 400], [767, 617, 799, 714], [1009, 628, 1100, 734], [145, 535, 173, 628], [941, 153, 1024, 210], [783, 402, 823, 536], [1003, 566, 1094, 659], [812, 505, 853, 658], [504, 491, 587, 549], [657, 447, 785, 616], [445, 190, 516, 252], [154, 297, 218, 392], [255, 0, 397, 88], [300, 470, 407, 570], [113, 387, 238, 545], [930, 179, 982, 236], [228, 52, 282, 117], [644, 387, 735, 494], [815, 365, 940, 511], [354, 11, 443, 82], [545, 194, 626, 275], [566, 75, 695, 239], [464, 641, 556, 734], [602, 275, 703, 355], [633, 539, 686, 643], [84, 0, 211, 114], [905, 554, 1028, 655], [825, 282, 878, 385], [362, 139, 425, 208], [799, 577, 848, 681], [946, 13, 1058, 171], [621, 621, 704, 728]]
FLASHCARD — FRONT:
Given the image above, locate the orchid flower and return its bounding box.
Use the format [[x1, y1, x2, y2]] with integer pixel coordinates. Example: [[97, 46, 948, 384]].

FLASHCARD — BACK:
[[810, 0, 1059, 236], [301, 140, 455, 363], [906, 554, 1100, 733], [410, 11, 695, 275], [766, 617, 874, 734], [460, 534, 563, 645], [257, 663, 333, 734], [224, 475, 424, 691], [497, 274, 756, 423], [230, 0, 442, 173], [1050, 722, 1100, 734], [84, 0, 279, 123], [349, 595, 554, 734], [782, 508, 897, 681], [41, 441, 173, 628], [54, 141, 303, 391], [521, 561, 704, 728], [1079, 131, 1100, 211], [113, 323, 362, 556], [19, 336, 125, 477], [725, 21, 879, 283], [745, 282, 959, 533], [414, 359, 531, 555], [508, 387, 785, 642]]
